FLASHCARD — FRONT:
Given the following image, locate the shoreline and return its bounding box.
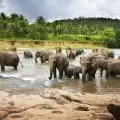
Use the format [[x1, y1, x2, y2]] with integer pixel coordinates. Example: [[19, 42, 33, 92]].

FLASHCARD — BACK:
[[0, 88, 117, 120], [0, 40, 104, 50]]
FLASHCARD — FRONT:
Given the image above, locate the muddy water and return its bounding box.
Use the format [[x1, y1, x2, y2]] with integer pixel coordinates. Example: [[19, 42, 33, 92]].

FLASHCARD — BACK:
[[0, 49, 120, 95]]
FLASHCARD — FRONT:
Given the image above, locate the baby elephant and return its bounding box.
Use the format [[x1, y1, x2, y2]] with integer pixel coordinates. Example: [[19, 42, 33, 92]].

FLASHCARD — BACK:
[[66, 65, 82, 79], [24, 51, 33, 58]]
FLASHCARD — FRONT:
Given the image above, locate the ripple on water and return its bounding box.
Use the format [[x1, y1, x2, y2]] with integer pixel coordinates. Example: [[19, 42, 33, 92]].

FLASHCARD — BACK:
[[0, 49, 120, 95]]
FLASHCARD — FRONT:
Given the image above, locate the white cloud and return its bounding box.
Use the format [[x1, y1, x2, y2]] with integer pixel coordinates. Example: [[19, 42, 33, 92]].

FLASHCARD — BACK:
[[0, 0, 120, 21]]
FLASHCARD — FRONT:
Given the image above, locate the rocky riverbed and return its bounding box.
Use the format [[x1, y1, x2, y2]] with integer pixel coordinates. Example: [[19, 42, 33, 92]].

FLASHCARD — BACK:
[[0, 88, 118, 120]]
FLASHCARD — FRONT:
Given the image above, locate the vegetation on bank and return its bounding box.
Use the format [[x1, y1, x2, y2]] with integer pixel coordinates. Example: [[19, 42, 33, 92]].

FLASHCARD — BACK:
[[1, 12, 120, 48]]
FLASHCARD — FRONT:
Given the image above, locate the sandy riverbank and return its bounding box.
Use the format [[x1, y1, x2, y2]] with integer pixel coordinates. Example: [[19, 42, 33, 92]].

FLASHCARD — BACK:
[[0, 40, 104, 50], [0, 88, 117, 120]]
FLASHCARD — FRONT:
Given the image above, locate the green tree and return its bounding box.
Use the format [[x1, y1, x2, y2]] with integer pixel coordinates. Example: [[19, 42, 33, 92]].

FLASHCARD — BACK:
[[102, 27, 115, 48]]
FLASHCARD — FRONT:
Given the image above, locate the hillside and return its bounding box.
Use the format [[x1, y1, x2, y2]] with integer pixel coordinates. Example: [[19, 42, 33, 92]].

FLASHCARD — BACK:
[[1, 12, 120, 48]]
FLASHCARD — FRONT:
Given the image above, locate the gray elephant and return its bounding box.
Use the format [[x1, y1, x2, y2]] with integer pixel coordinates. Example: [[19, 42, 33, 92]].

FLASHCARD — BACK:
[[107, 49, 115, 58], [9, 47, 17, 52], [24, 50, 33, 58], [48, 53, 69, 80], [0, 52, 23, 71], [99, 49, 115, 58], [55, 47, 62, 53], [66, 48, 76, 59], [80, 54, 96, 83], [66, 65, 82, 79], [35, 50, 53, 63], [106, 59, 120, 78], [75, 49, 84, 55]]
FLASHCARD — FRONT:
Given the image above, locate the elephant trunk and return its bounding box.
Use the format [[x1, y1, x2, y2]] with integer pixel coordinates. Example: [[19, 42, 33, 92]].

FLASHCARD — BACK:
[[35, 56, 38, 63], [49, 69, 52, 80], [81, 66, 87, 83]]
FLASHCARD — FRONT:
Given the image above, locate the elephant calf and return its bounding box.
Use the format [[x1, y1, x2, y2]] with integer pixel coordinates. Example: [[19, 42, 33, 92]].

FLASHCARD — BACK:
[[66, 65, 82, 79], [24, 50, 33, 58], [48, 53, 69, 80], [35, 50, 53, 63], [106, 59, 120, 78]]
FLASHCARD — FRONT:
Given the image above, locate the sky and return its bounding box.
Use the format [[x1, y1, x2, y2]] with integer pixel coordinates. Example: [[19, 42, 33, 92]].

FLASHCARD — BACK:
[[0, 0, 120, 22]]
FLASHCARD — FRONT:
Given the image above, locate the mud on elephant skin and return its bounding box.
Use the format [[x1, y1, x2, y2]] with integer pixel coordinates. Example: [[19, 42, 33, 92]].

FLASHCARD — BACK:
[[66, 64, 82, 79], [48, 53, 69, 80], [24, 50, 33, 59], [35, 50, 53, 63]]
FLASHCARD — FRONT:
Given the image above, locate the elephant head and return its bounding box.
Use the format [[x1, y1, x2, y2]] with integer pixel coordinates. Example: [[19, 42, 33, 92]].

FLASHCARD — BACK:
[[35, 51, 42, 63], [49, 54, 64, 80], [9, 47, 17, 52], [55, 47, 62, 53], [80, 55, 95, 82]]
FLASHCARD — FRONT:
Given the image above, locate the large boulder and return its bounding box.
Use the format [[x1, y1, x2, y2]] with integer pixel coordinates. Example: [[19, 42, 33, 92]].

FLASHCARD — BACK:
[[107, 103, 120, 120]]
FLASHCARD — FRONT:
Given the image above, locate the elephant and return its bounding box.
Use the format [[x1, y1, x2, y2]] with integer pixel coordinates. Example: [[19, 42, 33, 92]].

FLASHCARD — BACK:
[[9, 47, 17, 52], [24, 50, 33, 58], [99, 49, 115, 58], [80, 54, 95, 83], [55, 47, 62, 53], [92, 48, 98, 53], [66, 47, 72, 50], [48, 53, 69, 80], [106, 59, 120, 78], [91, 55, 108, 77], [0, 52, 23, 71], [35, 50, 53, 63], [66, 65, 82, 79], [66, 48, 76, 59], [75, 49, 84, 55]]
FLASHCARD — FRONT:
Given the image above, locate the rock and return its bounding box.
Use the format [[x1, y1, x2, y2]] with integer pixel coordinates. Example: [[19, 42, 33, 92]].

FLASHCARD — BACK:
[[107, 103, 120, 120], [0, 89, 119, 120], [0, 111, 8, 119], [8, 101, 15, 106]]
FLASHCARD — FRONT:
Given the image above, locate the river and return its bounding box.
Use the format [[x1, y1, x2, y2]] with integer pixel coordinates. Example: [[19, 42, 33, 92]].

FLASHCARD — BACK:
[[0, 49, 120, 95]]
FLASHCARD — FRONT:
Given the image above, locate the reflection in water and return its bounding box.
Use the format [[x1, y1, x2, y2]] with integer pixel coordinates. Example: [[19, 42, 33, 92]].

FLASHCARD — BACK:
[[0, 49, 120, 95]]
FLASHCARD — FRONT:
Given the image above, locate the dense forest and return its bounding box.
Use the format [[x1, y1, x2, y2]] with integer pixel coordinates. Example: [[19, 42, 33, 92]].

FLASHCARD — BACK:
[[0, 12, 120, 48]]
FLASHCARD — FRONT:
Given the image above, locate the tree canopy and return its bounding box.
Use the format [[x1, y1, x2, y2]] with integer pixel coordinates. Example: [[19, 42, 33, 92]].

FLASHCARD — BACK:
[[0, 12, 120, 48]]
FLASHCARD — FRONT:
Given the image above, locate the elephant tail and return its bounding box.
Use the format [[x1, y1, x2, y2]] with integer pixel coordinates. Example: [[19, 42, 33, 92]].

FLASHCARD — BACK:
[[19, 60, 24, 67]]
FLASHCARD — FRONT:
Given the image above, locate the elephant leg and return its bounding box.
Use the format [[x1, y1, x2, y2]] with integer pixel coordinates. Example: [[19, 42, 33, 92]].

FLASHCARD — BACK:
[[13, 65, 17, 70], [64, 67, 67, 76], [53, 68, 57, 78], [82, 73, 87, 83], [111, 73, 116, 78], [74, 73, 79, 79], [106, 70, 110, 78], [49, 70, 52, 80], [1, 66, 5, 72], [58, 69, 63, 79], [100, 69, 103, 77], [93, 69, 96, 78], [41, 58, 44, 63], [88, 73, 93, 81], [67, 75, 72, 78]]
